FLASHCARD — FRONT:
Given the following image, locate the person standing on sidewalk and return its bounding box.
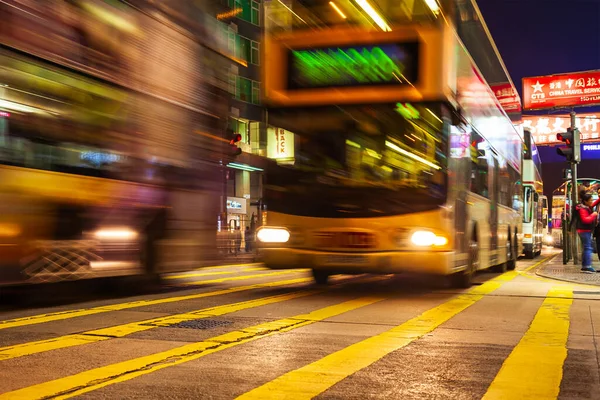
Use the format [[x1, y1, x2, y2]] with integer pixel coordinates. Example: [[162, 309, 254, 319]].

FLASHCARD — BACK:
[[575, 191, 600, 273]]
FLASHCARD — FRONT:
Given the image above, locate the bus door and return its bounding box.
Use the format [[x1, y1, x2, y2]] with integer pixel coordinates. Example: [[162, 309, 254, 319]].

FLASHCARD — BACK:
[[489, 154, 499, 263]]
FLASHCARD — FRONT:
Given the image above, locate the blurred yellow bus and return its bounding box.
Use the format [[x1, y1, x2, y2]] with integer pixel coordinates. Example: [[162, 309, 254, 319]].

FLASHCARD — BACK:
[[0, 0, 234, 285]]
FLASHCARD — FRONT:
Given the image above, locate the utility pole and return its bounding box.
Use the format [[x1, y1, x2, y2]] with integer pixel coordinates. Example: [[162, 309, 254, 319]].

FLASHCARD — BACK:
[[570, 110, 579, 265], [556, 110, 581, 265]]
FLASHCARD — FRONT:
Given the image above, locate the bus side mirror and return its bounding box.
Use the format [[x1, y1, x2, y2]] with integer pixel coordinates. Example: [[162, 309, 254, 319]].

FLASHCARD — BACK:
[[533, 193, 539, 202]]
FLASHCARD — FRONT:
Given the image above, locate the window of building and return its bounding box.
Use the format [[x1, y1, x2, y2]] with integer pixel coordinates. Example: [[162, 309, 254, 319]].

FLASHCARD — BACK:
[[228, 0, 260, 25], [250, 41, 259, 65], [237, 76, 252, 102], [250, 121, 261, 154], [229, 118, 249, 143], [227, 29, 237, 55], [252, 81, 260, 105], [251, 0, 260, 25], [238, 36, 251, 62], [228, 73, 237, 96]]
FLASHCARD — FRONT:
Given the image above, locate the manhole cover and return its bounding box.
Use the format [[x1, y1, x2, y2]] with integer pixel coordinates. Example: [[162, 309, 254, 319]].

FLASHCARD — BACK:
[[146, 319, 233, 330]]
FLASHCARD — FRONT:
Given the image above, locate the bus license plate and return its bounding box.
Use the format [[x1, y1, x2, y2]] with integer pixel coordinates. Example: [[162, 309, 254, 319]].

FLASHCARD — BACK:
[[323, 255, 369, 266]]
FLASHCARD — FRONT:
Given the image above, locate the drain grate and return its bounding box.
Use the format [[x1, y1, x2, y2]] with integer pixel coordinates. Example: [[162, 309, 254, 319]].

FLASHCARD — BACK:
[[147, 319, 233, 330]]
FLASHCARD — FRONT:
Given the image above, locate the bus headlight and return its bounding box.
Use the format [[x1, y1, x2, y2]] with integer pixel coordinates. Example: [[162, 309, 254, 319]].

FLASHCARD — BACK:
[[410, 230, 447, 247], [94, 228, 138, 241], [256, 227, 290, 243]]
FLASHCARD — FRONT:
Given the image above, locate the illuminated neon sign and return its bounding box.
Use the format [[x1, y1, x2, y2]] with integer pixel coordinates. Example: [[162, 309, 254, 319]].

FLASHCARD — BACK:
[[287, 42, 419, 90]]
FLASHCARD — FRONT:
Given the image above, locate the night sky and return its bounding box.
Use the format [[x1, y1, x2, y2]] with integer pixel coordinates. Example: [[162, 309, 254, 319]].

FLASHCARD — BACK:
[[478, 0, 600, 197]]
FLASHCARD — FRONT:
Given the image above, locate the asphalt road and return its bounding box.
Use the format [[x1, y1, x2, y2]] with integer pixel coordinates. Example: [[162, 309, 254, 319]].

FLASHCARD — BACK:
[[1, 249, 599, 400]]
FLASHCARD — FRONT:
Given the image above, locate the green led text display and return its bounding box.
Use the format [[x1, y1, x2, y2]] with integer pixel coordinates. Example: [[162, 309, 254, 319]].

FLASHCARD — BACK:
[[287, 42, 418, 90]]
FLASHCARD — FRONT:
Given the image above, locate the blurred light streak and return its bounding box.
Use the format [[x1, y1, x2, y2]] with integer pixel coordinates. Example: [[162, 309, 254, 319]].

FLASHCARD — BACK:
[[217, 8, 243, 20], [385, 140, 441, 170], [0, 99, 46, 114], [227, 163, 264, 172], [354, 0, 391, 31], [276, 0, 308, 25], [329, 2, 347, 19], [424, 0, 441, 15]]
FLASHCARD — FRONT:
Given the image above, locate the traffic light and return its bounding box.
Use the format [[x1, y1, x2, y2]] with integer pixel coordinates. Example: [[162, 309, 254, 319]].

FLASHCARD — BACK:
[[229, 131, 242, 157], [556, 127, 580, 163]]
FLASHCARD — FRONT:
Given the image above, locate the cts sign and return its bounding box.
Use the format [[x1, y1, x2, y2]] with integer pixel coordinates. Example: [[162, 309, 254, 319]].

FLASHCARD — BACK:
[[523, 71, 600, 110]]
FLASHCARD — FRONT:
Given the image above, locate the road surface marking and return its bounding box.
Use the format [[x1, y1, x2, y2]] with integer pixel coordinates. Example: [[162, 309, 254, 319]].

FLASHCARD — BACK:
[[0, 275, 387, 361], [482, 286, 573, 400], [519, 254, 556, 273], [178, 270, 303, 286], [165, 266, 266, 280], [0, 291, 319, 361], [0, 297, 385, 399], [0, 276, 312, 331], [191, 262, 263, 271], [236, 273, 515, 400]]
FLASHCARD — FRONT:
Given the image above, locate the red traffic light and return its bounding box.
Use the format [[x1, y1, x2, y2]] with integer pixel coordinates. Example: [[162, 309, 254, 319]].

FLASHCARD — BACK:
[[556, 132, 572, 145], [230, 133, 242, 145]]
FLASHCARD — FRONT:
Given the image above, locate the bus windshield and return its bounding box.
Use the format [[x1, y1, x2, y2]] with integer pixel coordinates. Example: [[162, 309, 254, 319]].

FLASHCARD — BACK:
[[264, 102, 447, 218]]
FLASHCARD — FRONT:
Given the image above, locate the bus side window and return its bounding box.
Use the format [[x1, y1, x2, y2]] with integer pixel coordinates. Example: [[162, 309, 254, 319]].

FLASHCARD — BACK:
[[470, 132, 488, 198]]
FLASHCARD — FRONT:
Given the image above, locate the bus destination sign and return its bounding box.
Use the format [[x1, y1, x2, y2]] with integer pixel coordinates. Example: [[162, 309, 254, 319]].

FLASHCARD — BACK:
[[287, 42, 419, 90]]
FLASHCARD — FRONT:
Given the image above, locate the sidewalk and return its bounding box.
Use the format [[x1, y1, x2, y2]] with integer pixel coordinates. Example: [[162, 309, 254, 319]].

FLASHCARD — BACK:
[[535, 251, 600, 286]]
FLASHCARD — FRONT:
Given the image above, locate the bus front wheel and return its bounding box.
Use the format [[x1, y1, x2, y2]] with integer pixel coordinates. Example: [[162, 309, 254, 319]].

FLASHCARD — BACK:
[[312, 269, 330, 285], [450, 238, 479, 288]]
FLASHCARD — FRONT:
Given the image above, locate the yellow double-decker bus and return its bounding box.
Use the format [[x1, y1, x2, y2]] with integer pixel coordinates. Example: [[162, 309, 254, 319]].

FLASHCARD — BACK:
[[256, 0, 524, 287]]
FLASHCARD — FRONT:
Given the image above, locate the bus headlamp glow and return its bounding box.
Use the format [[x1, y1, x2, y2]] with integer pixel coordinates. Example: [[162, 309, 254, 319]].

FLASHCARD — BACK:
[[411, 230, 447, 247], [256, 227, 290, 243], [94, 228, 138, 240]]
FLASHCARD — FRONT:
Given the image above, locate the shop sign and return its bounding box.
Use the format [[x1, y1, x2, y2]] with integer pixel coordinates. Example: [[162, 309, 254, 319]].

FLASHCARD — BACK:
[[226, 197, 247, 214], [267, 127, 295, 161], [490, 83, 521, 113], [523, 71, 600, 110], [522, 113, 600, 144]]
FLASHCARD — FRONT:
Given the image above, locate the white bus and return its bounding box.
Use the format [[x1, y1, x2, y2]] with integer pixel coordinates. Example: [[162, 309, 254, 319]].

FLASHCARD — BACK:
[[521, 129, 544, 258], [256, 0, 524, 287]]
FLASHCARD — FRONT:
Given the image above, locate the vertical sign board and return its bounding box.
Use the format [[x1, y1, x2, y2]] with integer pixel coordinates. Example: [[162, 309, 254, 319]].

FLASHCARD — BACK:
[[267, 127, 295, 162], [523, 71, 600, 110]]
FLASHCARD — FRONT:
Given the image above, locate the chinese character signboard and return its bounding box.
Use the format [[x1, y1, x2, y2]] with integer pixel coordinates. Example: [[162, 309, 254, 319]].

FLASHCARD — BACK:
[[523, 71, 600, 110], [490, 83, 522, 113], [267, 127, 295, 162], [522, 114, 600, 144]]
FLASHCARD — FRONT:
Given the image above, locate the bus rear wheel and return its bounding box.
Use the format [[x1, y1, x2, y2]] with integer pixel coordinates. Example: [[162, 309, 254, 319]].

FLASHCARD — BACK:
[[312, 269, 330, 285]]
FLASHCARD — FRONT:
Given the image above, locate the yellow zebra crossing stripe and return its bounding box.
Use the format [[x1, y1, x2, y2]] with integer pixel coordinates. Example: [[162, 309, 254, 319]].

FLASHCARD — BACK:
[[165, 266, 266, 280], [0, 290, 319, 361], [0, 276, 311, 331], [236, 274, 512, 399], [0, 275, 385, 361], [179, 270, 302, 286], [482, 286, 573, 400], [0, 297, 385, 399]]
